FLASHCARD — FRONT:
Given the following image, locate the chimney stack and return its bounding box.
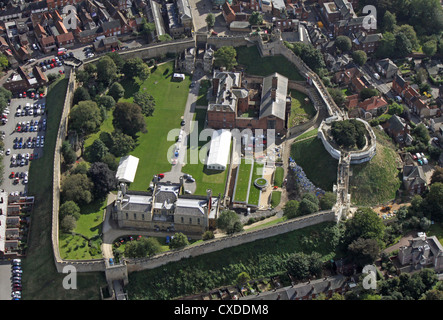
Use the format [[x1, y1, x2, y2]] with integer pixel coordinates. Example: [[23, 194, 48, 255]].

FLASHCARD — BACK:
[[271, 88, 277, 101], [272, 76, 278, 89]]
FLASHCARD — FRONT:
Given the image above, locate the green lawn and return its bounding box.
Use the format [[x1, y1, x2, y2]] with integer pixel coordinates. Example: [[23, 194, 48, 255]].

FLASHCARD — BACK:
[[428, 223, 443, 246], [196, 79, 211, 106], [248, 162, 264, 206], [119, 62, 192, 191], [270, 191, 282, 208], [236, 46, 304, 81], [234, 161, 253, 202], [182, 108, 229, 196], [349, 130, 401, 206], [59, 197, 107, 260], [273, 166, 284, 187], [288, 90, 316, 127], [22, 76, 106, 299], [290, 137, 338, 191], [84, 111, 114, 149]]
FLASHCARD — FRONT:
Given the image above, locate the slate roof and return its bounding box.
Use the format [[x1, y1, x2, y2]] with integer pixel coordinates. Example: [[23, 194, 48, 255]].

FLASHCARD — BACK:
[[259, 73, 288, 120]]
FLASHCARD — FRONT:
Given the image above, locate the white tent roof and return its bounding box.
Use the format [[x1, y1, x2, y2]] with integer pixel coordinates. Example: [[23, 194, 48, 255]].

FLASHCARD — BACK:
[[116, 155, 139, 183], [206, 129, 232, 169]]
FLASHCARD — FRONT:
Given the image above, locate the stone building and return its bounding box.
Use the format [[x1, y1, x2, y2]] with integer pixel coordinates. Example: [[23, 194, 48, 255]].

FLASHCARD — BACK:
[[398, 233, 443, 273], [112, 179, 220, 235]]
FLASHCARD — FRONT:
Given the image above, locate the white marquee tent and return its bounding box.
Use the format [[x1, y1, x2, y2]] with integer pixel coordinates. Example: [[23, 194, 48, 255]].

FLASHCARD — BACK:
[[116, 155, 140, 183], [206, 129, 232, 171]]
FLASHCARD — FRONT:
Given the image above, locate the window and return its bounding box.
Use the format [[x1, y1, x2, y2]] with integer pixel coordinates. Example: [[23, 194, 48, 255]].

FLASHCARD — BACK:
[[134, 213, 137, 220], [198, 218, 200, 225], [125, 212, 128, 219], [142, 214, 145, 220], [181, 217, 184, 223], [189, 218, 192, 224]]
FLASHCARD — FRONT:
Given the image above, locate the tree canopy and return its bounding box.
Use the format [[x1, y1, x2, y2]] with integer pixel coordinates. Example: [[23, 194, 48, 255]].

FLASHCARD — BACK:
[[112, 102, 147, 137], [214, 46, 238, 70], [69, 100, 103, 136]]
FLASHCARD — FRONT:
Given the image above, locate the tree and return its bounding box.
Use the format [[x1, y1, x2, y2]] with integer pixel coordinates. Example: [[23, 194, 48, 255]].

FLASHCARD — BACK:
[[206, 13, 215, 29], [376, 32, 396, 58], [360, 88, 379, 101], [331, 119, 366, 149], [61, 215, 77, 232], [287, 252, 310, 280], [202, 231, 214, 241], [388, 102, 404, 115], [431, 167, 443, 184], [412, 123, 430, 145], [395, 24, 419, 50], [308, 252, 323, 278], [394, 32, 412, 58], [348, 237, 380, 267], [110, 131, 136, 157], [87, 162, 118, 198], [214, 46, 237, 70], [62, 173, 94, 205], [108, 82, 125, 102], [106, 52, 125, 71], [352, 50, 368, 66], [216, 210, 243, 234], [248, 11, 263, 26], [422, 40, 437, 56], [72, 87, 91, 105], [345, 207, 385, 245], [158, 34, 172, 42], [328, 88, 346, 109], [382, 11, 397, 32], [319, 192, 336, 210], [124, 237, 162, 258], [169, 232, 190, 249], [69, 100, 103, 136], [98, 95, 116, 110], [96, 55, 118, 85], [335, 35, 352, 52], [133, 91, 156, 116], [283, 200, 300, 219], [87, 139, 109, 163], [423, 182, 443, 221], [61, 140, 77, 165], [236, 272, 251, 285], [0, 53, 9, 71], [409, 0, 443, 36], [59, 200, 81, 221], [123, 58, 150, 81], [298, 198, 319, 216], [112, 102, 147, 137]]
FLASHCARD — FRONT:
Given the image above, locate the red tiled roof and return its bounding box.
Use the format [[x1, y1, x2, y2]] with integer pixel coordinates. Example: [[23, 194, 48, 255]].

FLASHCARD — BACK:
[[56, 32, 74, 43], [359, 96, 388, 111]]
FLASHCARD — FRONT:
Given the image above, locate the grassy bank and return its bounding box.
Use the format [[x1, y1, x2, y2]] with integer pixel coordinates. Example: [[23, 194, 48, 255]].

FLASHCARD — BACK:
[[290, 137, 338, 191], [126, 221, 341, 300], [236, 46, 304, 81], [349, 129, 402, 206], [22, 76, 106, 300]]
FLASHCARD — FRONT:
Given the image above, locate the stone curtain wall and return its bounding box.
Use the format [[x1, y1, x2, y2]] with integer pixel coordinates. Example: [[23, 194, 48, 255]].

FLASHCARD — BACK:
[[51, 70, 106, 273], [125, 210, 335, 273], [48, 36, 343, 276]]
